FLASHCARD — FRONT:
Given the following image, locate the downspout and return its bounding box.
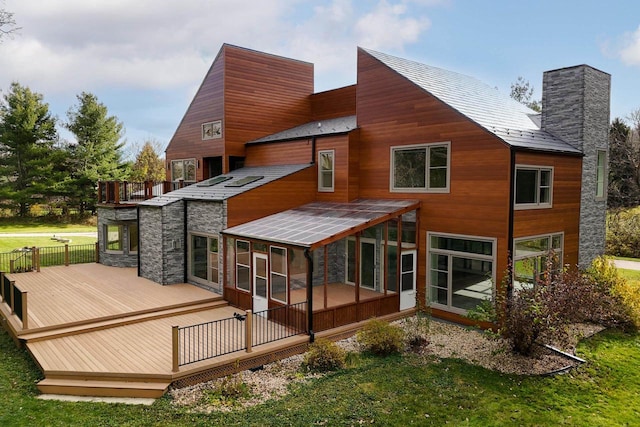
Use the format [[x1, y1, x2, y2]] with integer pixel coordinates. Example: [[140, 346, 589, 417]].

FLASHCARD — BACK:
[[136, 205, 141, 277], [304, 248, 315, 343], [311, 137, 316, 164], [507, 147, 516, 298], [183, 200, 188, 283]]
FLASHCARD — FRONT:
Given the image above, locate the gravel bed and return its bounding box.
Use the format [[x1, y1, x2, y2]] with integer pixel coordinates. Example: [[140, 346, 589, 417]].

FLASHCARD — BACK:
[[168, 318, 603, 413]]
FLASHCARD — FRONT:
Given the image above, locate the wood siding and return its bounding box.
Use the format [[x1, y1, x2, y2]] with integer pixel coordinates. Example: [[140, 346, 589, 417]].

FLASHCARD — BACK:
[[244, 140, 313, 167], [355, 48, 513, 305], [166, 45, 314, 178], [311, 85, 356, 121], [513, 151, 582, 267], [226, 167, 316, 227]]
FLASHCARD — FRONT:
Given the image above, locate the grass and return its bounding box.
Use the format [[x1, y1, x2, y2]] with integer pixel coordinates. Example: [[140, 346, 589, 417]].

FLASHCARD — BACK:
[[0, 326, 638, 426], [0, 216, 96, 234], [0, 237, 97, 253], [618, 268, 640, 282]]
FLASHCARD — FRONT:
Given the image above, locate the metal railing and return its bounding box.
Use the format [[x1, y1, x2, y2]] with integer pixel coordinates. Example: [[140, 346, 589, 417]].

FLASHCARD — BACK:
[[0, 244, 98, 273], [172, 301, 308, 371], [97, 181, 174, 204]]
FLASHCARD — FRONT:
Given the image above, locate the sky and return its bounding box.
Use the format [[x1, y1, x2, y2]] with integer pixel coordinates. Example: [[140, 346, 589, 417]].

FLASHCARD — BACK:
[[0, 0, 639, 159]]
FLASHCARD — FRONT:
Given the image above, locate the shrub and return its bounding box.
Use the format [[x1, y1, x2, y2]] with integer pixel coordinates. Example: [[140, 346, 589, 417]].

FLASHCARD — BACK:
[[356, 318, 405, 356], [303, 338, 346, 372], [204, 373, 251, 407], [401, 313, 430, 351], [606, 209, 640, 258]]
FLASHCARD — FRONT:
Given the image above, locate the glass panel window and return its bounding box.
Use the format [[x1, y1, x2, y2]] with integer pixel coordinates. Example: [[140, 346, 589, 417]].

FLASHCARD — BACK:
[[318, 150, 334, 192], [236, 240, 250, 291], [596, 150, 606, 198], [270, 246, 287, 303], [129, 223, 138, 253], [105, 225, 123, 252], [171, 159, 196, 185], [210, 237, 219, 286], [190, 235, 208, 281], [429, 234, 495, 314], [514, 233, 564, 290], [391, 143, 450, 192], [515, 166, 553, 208]]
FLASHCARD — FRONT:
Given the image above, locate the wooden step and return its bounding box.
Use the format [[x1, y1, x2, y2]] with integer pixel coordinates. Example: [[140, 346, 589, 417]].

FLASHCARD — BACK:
[[37, 378, 169, 399], [21, 299, 229, 342]]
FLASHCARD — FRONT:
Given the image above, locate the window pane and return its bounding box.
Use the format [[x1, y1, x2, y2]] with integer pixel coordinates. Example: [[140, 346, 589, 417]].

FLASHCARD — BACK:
[[185, 160, 196, 181], [394, 148, 426, 188], [171, 160, 183, 181], [106, 225, 122, 251], [430, 236, 492, 256], [540, 169, 551, 186], [346, 239, 356, 283], [320, 152, 333, 171], [191, 235, 208, 280], [515, 237, 549, 257], [237, 266, 250, 291], [386, 244, 398, 293], [209, 237, 218, 253], [271, 247, 287, 275], [429, 168, 447, 188], [596, 151, 606, 197], [429, 146, 448, 167], [451, 256, 492, 311], [321, 171, 333, 188], [129, 224, 138, 252], [271, 273, 287, 302], [515, 169, 537, 204]]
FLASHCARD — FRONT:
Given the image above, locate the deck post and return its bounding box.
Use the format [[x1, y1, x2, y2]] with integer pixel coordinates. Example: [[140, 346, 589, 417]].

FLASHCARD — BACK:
[[36, 248, 41, 272], [64, 244, 70, 266], [9, 280, 15, 314], [245, 310, 253, 353], [95, 242, 100, 263], [31, 247, 36, 271], [172, 325, 179, 372], [21, 291, 28, 330], [10, 259, 14, 274], [0, 272, 4, 301]]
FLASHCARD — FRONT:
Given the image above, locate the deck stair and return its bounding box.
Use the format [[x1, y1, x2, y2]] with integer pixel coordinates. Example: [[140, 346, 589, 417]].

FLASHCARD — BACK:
[[37, 377, 170, 399]]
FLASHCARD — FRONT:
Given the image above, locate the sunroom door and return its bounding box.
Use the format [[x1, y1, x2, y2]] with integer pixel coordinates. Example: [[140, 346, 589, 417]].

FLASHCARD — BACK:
[[253, 253, 268, 316], [400, 250, 417, 310], [360, 240, 377, 290]]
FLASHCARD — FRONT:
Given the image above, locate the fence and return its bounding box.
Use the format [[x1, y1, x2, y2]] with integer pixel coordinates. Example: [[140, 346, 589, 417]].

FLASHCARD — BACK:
[[173, 301, 308, 371], [97, 181, 173, 204], [0, 272, 28, 329], [0, 243, 98, 273]]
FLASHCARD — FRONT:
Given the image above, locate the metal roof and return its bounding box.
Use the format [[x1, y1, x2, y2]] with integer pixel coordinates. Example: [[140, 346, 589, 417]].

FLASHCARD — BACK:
[[248, 115, 357, 145], [362, 48, 581, 155], [139, 164, 312, 206], [222, 199, 419, 250]]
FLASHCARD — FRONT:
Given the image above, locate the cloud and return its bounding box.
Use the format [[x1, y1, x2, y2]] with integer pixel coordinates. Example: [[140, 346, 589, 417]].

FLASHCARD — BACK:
[[618, 25, 640, 66]]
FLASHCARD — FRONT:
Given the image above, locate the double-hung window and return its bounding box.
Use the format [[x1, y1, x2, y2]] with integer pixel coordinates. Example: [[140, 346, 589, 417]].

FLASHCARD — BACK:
[[318, 150, 334, 192], [391, 142, 450, 192], [515, 166, 553, 208]]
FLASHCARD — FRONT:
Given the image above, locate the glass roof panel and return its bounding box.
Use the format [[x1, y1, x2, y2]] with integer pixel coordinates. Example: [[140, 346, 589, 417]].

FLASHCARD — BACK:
[[225, 175, 264, 187]]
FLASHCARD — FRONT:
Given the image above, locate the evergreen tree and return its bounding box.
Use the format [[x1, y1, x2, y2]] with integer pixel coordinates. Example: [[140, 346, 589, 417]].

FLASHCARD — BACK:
[[0, 82, 59, 216], [128, 140, 166, 182], [65, 92, 127, 213]]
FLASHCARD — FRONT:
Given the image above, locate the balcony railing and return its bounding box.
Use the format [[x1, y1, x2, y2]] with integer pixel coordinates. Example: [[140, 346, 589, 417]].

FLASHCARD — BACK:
[[97, 181, 182, 204]]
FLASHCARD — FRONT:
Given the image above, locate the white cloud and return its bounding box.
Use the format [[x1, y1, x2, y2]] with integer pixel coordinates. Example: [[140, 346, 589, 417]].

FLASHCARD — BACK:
[[618, 25, 640, 66], [355, 1, 430, 51]]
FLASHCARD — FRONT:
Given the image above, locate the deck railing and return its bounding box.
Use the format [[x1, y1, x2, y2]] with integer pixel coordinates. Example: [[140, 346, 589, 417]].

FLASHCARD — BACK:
[[0, 244, 99, 273], [172, 301, 308, 371], [97, 180, 180, 204], [0, 272, 28, 329]]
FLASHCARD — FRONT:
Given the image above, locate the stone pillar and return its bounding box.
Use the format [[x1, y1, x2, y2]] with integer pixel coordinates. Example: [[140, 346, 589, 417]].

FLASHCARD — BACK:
[[541, 65, 611, 267]]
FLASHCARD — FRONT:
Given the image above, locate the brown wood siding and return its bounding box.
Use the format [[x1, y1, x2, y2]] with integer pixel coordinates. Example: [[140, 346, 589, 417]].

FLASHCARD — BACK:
[[348, 130, 361, 201], [311, 85, 356, 121], [355, 48, 513, 306], [226, 167, 316, 227], [224, 47, 313, 160], [244, 140, 313, 167], [315, 135, 351, 203], [165, 49, 225, 181], [513, 151, 582, 268], [166, 45, 314, 178]]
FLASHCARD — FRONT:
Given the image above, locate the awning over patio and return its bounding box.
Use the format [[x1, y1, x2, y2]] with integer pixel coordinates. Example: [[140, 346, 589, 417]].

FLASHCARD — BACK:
[[222, 199, 419, 250]]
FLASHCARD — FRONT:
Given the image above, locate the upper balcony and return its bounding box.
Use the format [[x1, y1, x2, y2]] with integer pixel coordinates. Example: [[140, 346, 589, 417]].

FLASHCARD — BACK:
[[97, 181, 190, 205]]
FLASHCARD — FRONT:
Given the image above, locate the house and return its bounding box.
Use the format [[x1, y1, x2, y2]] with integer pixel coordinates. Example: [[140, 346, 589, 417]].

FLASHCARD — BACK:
[[97, 43, 610, 329]]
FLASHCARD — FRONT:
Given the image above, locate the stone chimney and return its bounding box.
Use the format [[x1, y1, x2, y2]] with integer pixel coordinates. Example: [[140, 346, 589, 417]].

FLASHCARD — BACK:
[[541, 65, 611, 268]]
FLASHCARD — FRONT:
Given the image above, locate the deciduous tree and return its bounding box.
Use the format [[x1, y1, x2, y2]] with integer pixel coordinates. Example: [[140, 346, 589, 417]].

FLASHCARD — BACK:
[[608, 115, 640, 209], [510, 76, 541, 112], [0, 6, 19, 41], [128, 140, 166, 182]]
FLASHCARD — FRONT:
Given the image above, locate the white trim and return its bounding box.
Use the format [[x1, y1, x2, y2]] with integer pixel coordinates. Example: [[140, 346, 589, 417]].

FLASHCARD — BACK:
[[317, 149, 335, 192], [269, 245, 288, 304], [187, 232, 219, 288], [202, 120, 222, 140], [235, 239, 251, 292], [390, 141, 451, 193], [427, 232, 496, 315], [514, 165, 554, 210]]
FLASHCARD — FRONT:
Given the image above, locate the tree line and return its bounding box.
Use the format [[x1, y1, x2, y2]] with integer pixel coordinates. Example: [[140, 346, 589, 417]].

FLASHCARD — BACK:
[[0, 83, 165, 217]]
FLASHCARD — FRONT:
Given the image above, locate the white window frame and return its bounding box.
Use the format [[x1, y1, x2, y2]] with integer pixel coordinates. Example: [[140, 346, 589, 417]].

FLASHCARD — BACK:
[[514, 165, 553, 210], [513, 232, 564, 290], [427, 232, 496, 315], [318, 150, 335, 192], [596, 150, 607, 200], [235, 239, 251, 292], [187, 232, 219, 288], [202, 120, 222, 140], [390, 142, 450, 193], [269, 246, 288, 303]]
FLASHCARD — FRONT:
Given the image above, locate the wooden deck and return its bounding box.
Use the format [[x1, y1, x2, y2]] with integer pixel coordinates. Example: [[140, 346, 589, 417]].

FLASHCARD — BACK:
[[0, 264, 311, 398]]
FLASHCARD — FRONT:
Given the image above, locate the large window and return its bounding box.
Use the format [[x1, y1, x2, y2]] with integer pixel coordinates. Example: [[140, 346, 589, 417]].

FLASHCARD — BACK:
[[391, 142, 450, 192], [171, 159, 196, 187], [188, 234, 219, 290], [428, 233, 495, 314], [270, 246, 287, 303], [318, 150, 334, 192], [596, 150, 606, 199], [236, 240, 250, 292], [105, 224, 123, 252], [515, 166, 553, 208], [513, 233, 563, 290]]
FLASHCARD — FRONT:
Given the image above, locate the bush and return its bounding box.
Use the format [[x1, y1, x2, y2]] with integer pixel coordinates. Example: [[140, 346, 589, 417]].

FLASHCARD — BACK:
[[303, 338, 346, 372], [401, 313, 430, 351], [606, 209, 640, 258], [356, 318, 405, 356]]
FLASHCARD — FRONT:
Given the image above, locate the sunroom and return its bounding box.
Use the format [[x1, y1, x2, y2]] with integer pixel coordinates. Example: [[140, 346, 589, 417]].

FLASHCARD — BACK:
[[221, 199, 420, 333]]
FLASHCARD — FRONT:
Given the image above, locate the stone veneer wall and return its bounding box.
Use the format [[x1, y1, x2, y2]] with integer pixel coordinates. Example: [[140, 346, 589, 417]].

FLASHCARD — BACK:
[[139, 200, 185, 285], [542, 65, 611, 268], [96, 206, 138, 268], [186, 200, 227, 293]]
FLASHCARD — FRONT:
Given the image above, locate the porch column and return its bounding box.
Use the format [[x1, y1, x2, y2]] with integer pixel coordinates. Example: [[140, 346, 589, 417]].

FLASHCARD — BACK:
[[304, 248, 314, 342]]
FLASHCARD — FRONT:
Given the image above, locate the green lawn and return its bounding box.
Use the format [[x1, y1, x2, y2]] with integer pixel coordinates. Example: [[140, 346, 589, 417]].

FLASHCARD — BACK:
[[0, 236, 97, 253], [618, 268, 640, 282], [0, 327, 638, 426], [0, 217, 96, 234]]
